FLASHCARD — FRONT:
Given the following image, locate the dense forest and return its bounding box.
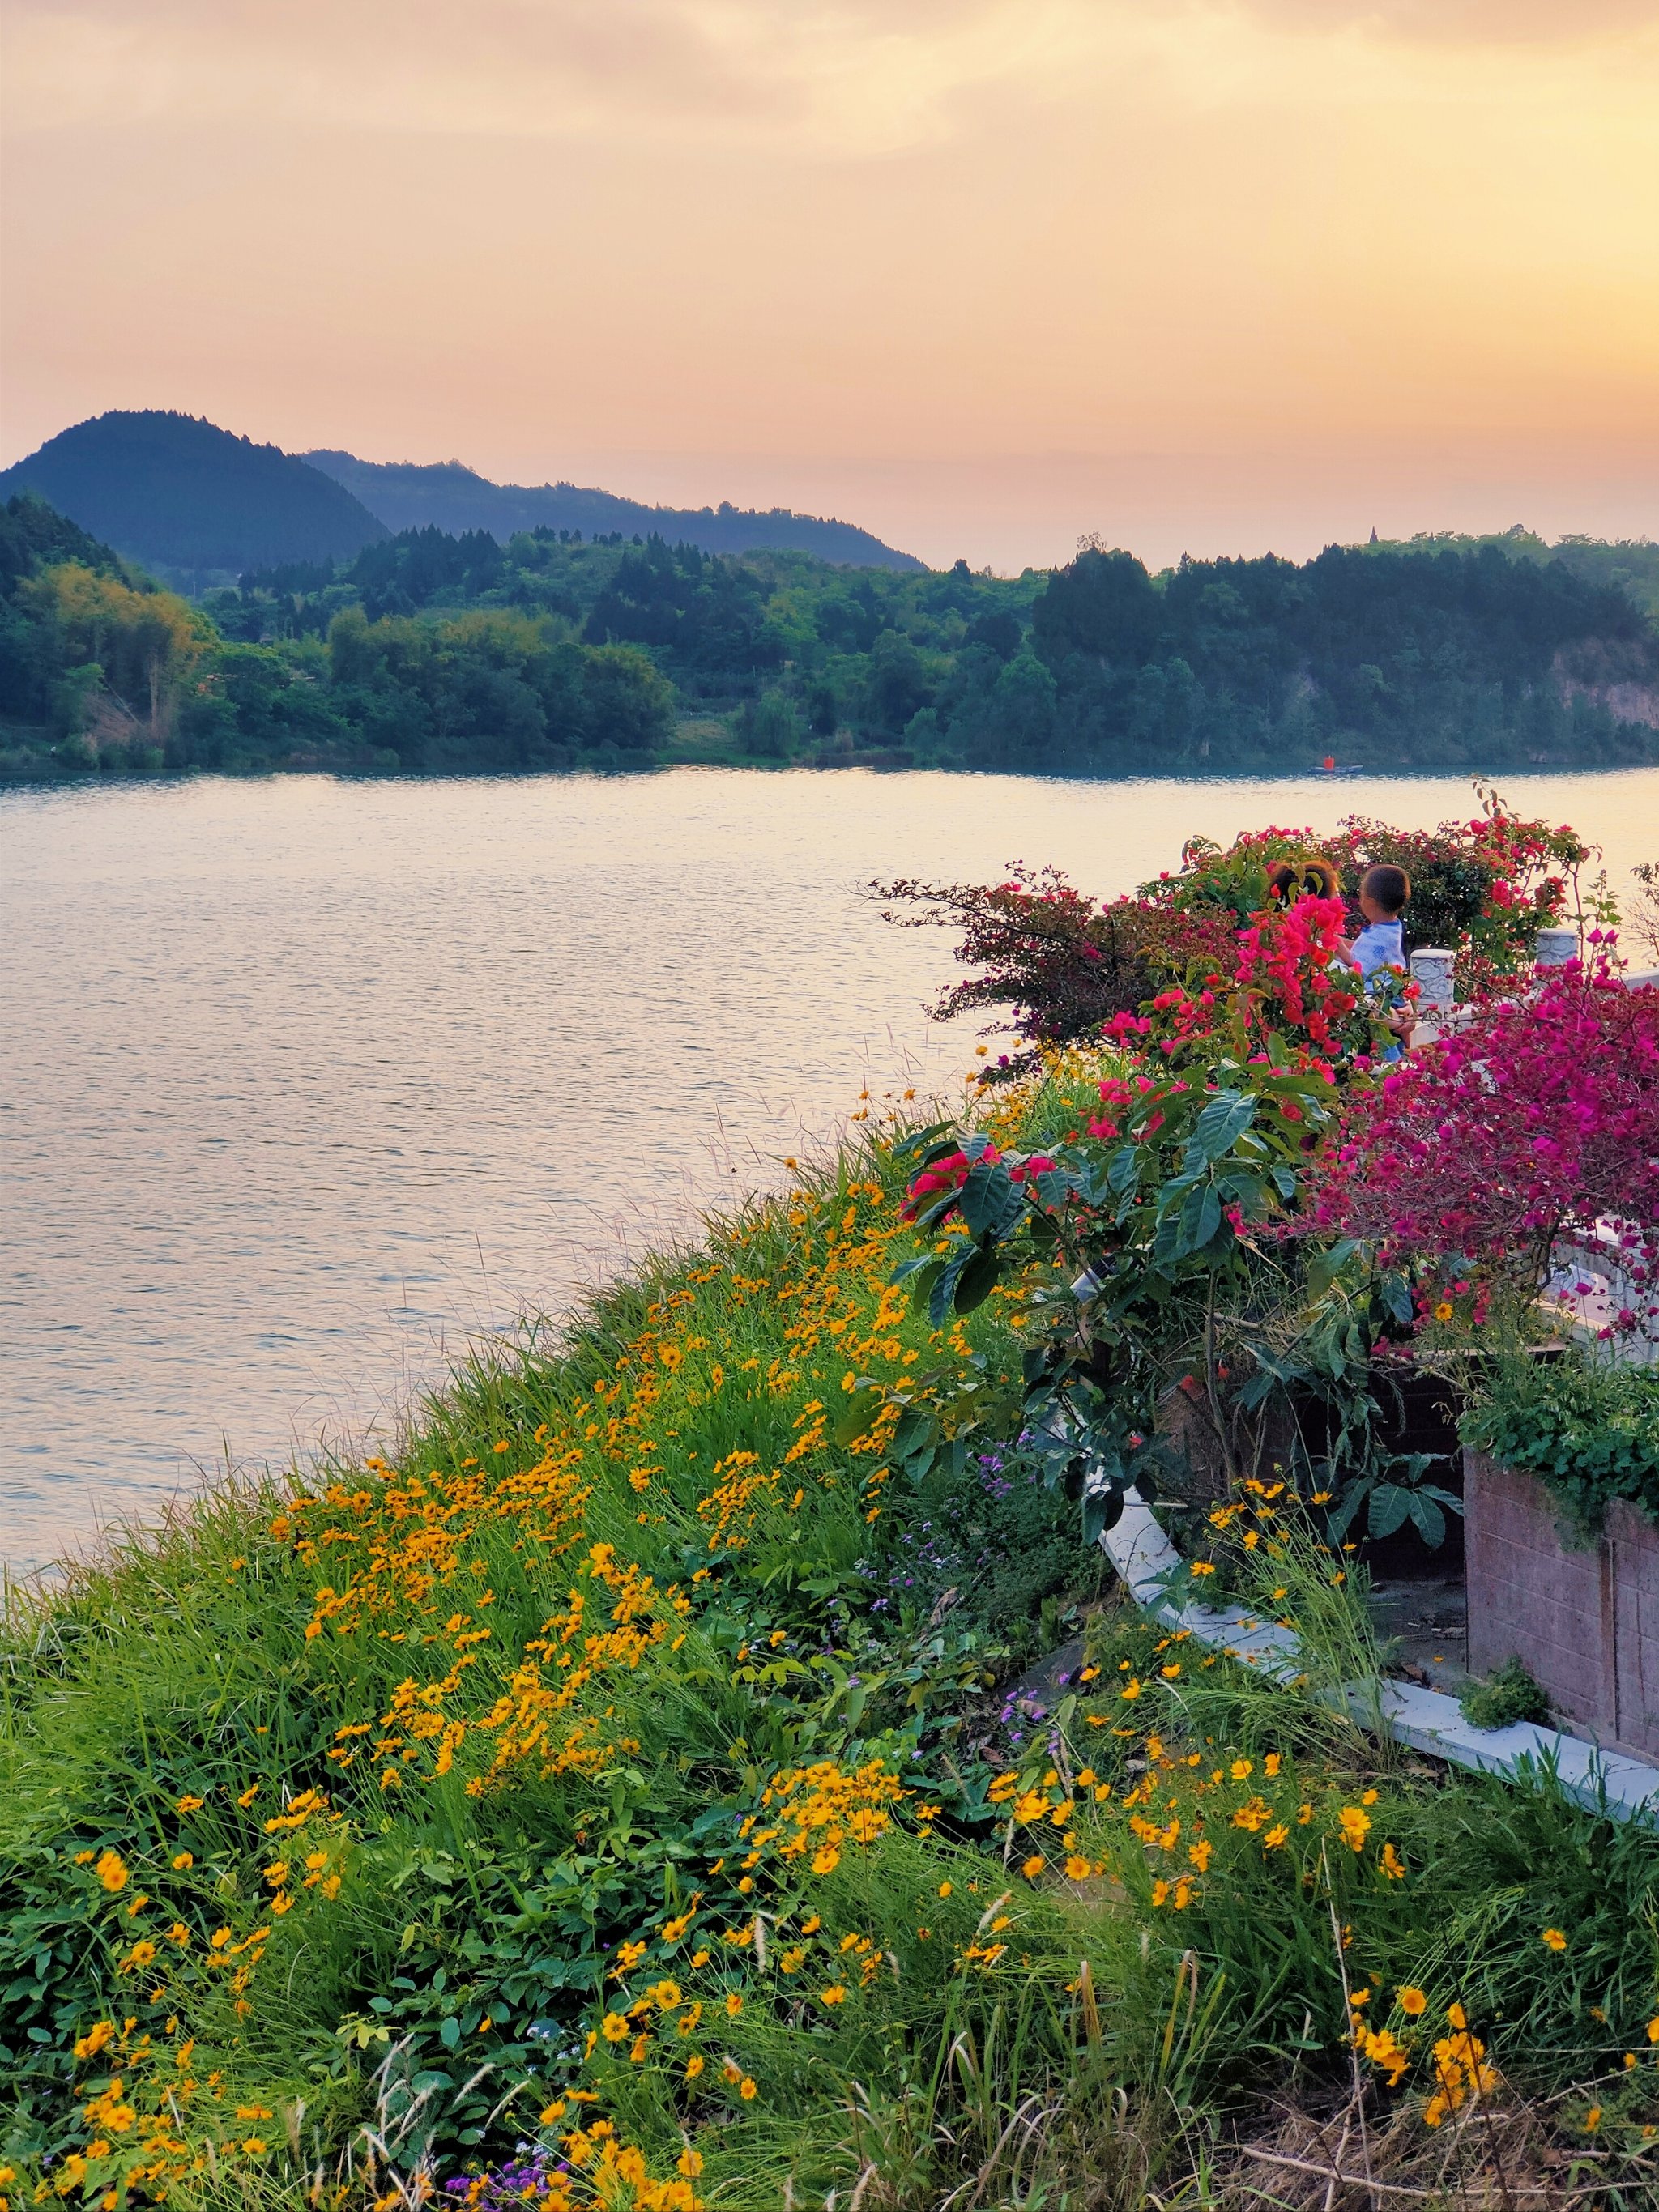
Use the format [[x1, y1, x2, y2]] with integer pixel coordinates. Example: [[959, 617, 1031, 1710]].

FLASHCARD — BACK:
[[2, 489, 1657, 785], [1367, 525, 1659, 622]]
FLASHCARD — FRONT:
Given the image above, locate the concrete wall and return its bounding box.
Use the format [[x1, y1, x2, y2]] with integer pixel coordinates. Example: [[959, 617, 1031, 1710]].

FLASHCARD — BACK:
[[1465, 1451, 1659, 1759]]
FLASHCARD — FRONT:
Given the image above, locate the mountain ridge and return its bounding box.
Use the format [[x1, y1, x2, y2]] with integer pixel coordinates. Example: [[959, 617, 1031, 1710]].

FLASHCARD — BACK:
[[301, 449, 924, 570], [0, 408, 925, 582], [0, 412, 389, 580]]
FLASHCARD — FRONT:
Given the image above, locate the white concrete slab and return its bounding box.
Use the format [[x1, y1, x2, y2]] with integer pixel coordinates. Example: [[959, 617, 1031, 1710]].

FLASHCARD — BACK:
[[1100, 1489, 1659, 1826]]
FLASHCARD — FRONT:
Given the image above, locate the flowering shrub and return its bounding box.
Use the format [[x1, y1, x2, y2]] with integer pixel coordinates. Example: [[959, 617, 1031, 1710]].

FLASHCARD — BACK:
[[1136, 892, 1405, 1063], [871, 865, 1239, 1069], [879, 795, 1594, 1073], [1308, 961, 1659, 1340], [889, 1045, 1345, 1532], [1153, 791, 1591, 978]]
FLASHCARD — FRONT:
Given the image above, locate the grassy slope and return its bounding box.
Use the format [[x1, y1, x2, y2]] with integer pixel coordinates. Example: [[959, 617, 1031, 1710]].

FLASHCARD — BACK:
[[4, 1066, 1658, 2210]]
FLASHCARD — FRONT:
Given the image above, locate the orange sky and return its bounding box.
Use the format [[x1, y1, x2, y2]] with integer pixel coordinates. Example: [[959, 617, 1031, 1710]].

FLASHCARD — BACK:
[[3, 0, 1657, 569]]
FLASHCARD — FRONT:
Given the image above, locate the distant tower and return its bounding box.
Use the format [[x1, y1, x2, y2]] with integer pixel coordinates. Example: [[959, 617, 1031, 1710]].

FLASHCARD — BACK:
[[1369, 527, 1379, 544]]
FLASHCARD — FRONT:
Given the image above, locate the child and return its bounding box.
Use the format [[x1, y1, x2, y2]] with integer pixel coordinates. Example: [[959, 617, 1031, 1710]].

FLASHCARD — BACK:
[[1343, 863, 1410, 977], [1341, 863, 1415, 1049]]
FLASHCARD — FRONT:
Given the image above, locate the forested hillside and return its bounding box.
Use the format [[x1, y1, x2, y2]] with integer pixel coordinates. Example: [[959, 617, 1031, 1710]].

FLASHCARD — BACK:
[[0, 497, 673, 781], [304, 450, 924, 569], [3, 492, 1657, 785], [1367, 525, 1659, 622], [0, 414, 388, 583]]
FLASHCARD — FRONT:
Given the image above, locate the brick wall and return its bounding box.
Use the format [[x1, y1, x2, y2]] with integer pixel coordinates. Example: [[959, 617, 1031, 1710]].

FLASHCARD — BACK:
[[1465, 1451, 1659, 1760]]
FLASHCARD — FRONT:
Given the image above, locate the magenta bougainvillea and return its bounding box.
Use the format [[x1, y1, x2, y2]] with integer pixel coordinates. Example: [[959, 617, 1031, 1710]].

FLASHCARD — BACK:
[[1307, 952, 1659, 1336]]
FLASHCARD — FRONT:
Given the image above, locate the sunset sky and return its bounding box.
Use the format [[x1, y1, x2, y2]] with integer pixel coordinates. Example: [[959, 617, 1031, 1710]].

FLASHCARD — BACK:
[[3, 0, 1657, 570]]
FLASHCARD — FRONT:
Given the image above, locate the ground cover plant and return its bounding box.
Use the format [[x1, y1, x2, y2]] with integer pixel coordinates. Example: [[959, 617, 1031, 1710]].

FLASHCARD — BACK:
[[6, 808, 1659, 2211], [6, 1115, 1658, 2210]]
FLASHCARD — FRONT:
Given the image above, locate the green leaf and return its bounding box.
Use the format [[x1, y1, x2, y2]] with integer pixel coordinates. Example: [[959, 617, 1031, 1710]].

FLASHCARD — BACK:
[[1366, 1485, 1414, 1540], [1307, 1238, 1360, 1297], [1407, 1490, 1448, 1548], [1176, 1183, 1222, 1256], [1107, 1145, 1140, 1196], [889, 1252, 943, 1289], [954, 1242, 1003, 1314], [928, 1244, 976, 1328], [1081, 1481, 1124, 1545], [1192, 1092, 1256, 1161], [958, 1158, 1015, 1238], [890, 1120, 956, 1161]]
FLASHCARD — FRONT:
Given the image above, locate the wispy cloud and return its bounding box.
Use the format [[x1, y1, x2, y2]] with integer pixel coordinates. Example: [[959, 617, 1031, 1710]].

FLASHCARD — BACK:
[[1237, 0, 1659, 43], [2, 2, 1111, 151], [9, 0, 1653, 150]]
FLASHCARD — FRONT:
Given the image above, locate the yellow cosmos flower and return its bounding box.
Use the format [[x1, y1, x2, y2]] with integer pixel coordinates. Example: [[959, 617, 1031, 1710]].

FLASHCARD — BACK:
[[1398, 1987, 1428, 2016], [1337, 1806, 1371, 1852], [1542, 1928, 1567, 1952], [95, 1851, 128, 1894]]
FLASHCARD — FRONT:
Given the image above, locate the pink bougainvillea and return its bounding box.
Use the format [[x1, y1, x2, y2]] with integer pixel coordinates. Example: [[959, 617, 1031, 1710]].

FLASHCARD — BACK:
[[1135, 893, 1394, 1064], [1307, 954, 1659, 1336]]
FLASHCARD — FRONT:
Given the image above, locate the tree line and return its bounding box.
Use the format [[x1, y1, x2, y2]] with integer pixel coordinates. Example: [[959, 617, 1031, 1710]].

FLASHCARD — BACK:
[[3, 492, 1657, 786]]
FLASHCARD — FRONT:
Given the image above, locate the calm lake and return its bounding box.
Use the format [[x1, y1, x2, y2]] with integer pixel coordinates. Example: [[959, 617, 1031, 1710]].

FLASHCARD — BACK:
[[5, 763, 1657, 1575]]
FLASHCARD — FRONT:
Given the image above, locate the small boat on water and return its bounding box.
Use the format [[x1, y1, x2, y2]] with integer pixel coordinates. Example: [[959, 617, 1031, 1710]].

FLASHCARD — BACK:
[[1315, 754, 1367, 776]]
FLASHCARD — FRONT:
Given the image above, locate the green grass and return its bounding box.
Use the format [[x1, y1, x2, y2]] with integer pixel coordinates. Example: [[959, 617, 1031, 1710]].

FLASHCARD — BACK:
[[4, 1098, 1658, 2211]]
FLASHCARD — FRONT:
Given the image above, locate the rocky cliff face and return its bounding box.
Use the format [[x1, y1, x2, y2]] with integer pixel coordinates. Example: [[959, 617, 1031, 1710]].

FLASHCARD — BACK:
[[1554, 637, 1659, 729]]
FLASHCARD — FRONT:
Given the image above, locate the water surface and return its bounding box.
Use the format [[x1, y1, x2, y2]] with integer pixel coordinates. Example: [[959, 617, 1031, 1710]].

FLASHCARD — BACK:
[[5, 764, 1655, 1573]]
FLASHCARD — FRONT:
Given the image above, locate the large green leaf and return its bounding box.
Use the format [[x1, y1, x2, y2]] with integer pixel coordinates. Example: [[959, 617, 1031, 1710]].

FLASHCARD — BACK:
[[1192, 1090, 1256, 1161], [958, 1157, 1014, 1238], [953, 1242, 1004, 1314]]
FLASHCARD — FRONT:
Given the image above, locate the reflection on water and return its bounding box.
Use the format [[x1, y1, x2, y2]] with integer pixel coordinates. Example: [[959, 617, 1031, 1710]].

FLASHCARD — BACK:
[[4, 763, 1655, 1572]]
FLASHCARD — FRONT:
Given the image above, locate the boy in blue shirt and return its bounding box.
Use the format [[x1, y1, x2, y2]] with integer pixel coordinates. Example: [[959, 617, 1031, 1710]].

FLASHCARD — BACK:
[[1345, 863, 1409, 978], [1341, 863, 1415, 1051]]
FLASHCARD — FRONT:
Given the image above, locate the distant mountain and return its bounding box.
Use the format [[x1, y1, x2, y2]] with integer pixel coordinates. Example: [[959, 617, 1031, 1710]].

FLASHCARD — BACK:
[[303, 450, 925, 572], [0, 412, 390, 582]]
